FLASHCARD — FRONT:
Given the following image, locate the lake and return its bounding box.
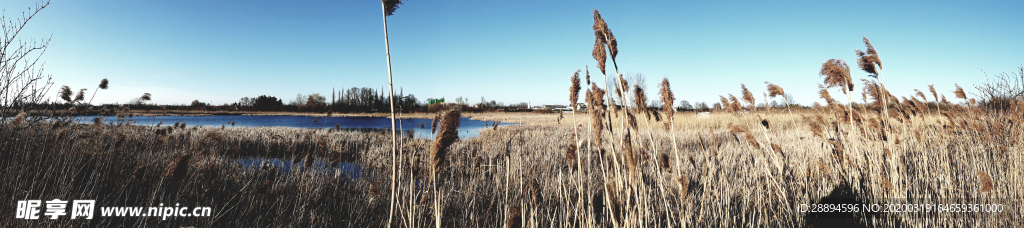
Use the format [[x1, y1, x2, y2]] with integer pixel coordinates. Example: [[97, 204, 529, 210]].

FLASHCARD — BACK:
[[77, 115, 511, 139]]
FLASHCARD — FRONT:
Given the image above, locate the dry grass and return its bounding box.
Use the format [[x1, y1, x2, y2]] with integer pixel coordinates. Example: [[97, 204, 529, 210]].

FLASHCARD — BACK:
[[2, 106, 1020, 227]]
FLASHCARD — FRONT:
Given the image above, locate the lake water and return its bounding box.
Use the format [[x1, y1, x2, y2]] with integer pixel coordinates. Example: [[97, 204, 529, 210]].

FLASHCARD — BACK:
[[77, 115, 510, 139]]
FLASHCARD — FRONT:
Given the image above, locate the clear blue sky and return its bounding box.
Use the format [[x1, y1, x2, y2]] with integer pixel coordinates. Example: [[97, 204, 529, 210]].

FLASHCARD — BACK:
[[4, 0, 1022, 106]]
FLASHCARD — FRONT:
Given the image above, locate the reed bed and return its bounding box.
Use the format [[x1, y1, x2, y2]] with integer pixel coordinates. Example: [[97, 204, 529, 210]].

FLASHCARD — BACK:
[[1, 106, 1020, 227]]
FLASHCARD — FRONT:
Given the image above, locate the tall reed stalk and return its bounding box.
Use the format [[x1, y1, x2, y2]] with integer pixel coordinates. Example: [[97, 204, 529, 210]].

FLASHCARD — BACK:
[[380, 0, 404, 225]]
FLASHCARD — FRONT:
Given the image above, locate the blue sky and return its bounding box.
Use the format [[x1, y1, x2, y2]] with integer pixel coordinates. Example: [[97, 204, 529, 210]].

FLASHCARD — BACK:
[[4, 0, 1022, 106]]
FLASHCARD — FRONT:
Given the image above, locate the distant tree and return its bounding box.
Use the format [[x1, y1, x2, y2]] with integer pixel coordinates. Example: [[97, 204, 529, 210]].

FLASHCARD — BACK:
[[238, 97, 253, 107], [191, 100, 207, 109], [678, 100, 692, 111], [290, 93, 305, 106], [307, 93, 326, 106], [695, 102, 709, 111], [785, 94, 796, 108], [253, 95, 283, 111]]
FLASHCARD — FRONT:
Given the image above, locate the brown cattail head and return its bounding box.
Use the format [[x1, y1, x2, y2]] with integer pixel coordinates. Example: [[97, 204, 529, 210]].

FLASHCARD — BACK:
[[953, 84, 967, 99], [570, 70, 581, 109], [740, 84, 755, 108], [978, 171, 993, 193], [431, 108, 461, 177], [99, 78, 109, 90], [59, 85, 72, 102], [382, 0, 403, 16], [74, 88, 87, 102], [855, 37, 883, 78], [161, 153, 192, 183], [659, 77, 675, 119], [765, 81, 785, 98], [820, 59, 853, 93]]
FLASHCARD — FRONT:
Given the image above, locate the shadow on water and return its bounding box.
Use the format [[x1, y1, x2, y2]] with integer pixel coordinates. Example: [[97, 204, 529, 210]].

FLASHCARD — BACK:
[[803, 182, 898, 228]]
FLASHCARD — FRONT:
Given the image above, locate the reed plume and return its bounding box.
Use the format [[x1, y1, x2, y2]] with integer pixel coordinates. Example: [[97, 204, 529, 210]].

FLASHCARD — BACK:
[[623, 131, 637, 179], [382, 0, 403, 16], [719, 96, 732, 112], [161, 153, 192, 183], [728, 94, 743, 112], [820, 59, 853, 93], [430, 108, 461, 176], [592, 37, 607, 75], [59, 85, 72, 103], [676, 176, 689, 201], [11, 112, 27, 128], [818, 86, 835, 105], [592, 10, 617, 61], [741, 84, 755, 110], [765, 82, 785, 98], [88, 78, 110, 105], [570, 70, 581, 109], [585, 66, 591, 85], [633, 85, 648, 120], [587, 85, 607, 147], [953, 84, 967, 100], [915, 89, 928, 102], [74, 88, 87, 102], [928, 85, 938, 102], [659, 77, 675, 119], [765, 81, 791, 114], [565, 143, 577, 167], [303, 152, 314, 171], [855, 37, 882, 78]]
